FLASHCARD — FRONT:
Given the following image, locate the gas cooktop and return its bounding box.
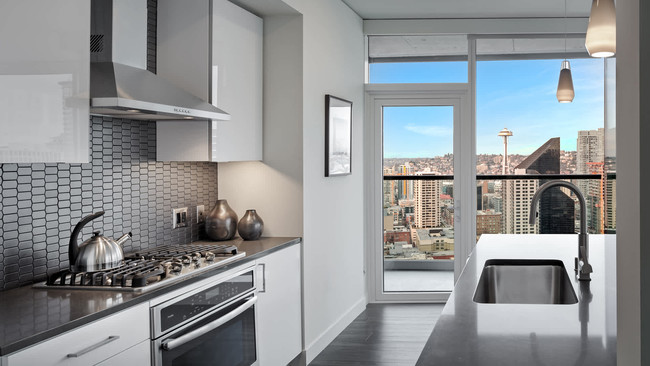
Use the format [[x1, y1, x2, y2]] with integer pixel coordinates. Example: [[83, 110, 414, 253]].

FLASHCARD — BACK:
[[35, 244, 245, 292]]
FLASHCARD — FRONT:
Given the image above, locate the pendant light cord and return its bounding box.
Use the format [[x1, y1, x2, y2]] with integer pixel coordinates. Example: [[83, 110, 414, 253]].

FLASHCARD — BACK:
[[564, 0, 569, 61]]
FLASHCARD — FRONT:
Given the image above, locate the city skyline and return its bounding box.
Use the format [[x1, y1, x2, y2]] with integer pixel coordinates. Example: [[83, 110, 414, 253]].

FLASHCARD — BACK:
[[383, 128, 612, 242], [383, 149, 578, 175]]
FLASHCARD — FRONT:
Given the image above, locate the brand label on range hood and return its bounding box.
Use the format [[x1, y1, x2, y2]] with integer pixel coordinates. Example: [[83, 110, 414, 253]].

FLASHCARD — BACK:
[[173, 108, 191, 114]]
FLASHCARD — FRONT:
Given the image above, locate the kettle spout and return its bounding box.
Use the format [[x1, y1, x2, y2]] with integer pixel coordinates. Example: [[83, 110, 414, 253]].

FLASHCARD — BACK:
[[115, 232, 133, 246]]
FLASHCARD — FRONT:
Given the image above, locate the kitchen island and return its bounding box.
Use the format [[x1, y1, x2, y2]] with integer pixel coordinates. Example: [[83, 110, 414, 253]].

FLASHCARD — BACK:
[[416, 234, 616, 366]]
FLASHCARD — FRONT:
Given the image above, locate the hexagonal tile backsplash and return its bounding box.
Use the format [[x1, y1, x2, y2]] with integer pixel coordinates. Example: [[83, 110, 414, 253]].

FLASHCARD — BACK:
[[0, 116, 219, 290]]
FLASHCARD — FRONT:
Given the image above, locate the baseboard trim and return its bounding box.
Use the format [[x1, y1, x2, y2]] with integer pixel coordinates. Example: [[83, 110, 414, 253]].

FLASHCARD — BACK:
[[305, 297, 367, 364]]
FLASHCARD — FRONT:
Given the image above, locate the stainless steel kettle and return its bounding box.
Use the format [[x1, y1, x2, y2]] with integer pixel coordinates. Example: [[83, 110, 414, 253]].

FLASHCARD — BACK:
[[68, 211, 132, 272]]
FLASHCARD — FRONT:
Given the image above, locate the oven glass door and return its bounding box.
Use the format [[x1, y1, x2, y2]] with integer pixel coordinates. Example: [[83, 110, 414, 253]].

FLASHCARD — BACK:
[[158, 295, 257, 366]]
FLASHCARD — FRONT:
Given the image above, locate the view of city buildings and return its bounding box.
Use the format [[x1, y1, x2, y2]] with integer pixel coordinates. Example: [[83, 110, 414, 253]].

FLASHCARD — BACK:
[[383, 128, 615, 263]]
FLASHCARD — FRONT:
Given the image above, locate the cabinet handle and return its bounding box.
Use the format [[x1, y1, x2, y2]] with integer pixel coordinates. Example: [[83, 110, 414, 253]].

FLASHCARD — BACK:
[[257, 263, 266, 293], [66, 336, 120, 358]]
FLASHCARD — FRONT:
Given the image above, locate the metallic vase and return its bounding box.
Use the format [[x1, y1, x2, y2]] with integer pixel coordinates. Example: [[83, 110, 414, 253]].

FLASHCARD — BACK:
[[238, 209, 264, 241], [205, 199, 238, 241]]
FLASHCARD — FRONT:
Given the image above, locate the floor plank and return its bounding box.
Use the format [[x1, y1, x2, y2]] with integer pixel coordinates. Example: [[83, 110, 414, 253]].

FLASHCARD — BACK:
[[309, 303, 444, 366]]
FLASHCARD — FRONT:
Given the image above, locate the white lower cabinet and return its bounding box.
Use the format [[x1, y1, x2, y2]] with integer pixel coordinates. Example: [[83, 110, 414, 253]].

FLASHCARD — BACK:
[[256, 244, 302, 365], [94, 340, 150, 366], [5, 303, 149, 366]]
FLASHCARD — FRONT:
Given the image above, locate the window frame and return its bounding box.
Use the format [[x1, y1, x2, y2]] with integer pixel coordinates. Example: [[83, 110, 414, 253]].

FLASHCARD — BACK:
[[365, 31, 610, 304]]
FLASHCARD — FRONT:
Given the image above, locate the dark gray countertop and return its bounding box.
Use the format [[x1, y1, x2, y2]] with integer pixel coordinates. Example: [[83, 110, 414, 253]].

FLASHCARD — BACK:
[[0, 236, 300, 356], [416, 234, 617, 366]]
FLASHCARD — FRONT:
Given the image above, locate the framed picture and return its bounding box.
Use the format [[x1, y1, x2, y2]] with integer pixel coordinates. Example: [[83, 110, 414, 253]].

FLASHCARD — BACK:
[[325, 94, 352, 177]]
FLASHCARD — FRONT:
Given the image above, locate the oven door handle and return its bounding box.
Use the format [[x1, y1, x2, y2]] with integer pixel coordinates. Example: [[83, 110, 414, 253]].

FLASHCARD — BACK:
[[161, 295, 258, 351]]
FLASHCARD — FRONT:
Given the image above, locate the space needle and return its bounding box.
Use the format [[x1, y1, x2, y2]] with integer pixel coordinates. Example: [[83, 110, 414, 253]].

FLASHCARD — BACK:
[[498, 128, 513, 174]]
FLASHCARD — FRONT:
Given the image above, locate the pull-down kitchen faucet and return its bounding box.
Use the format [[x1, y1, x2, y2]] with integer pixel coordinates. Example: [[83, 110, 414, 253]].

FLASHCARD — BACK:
[[529, 180, 592, 281]]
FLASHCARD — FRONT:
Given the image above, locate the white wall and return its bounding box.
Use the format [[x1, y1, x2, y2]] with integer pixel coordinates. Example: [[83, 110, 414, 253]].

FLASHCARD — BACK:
[[218, 13, 304, 237], [218, 2, 366, 362], [617, 0, 643, 364], [284, 1, 366, 362]]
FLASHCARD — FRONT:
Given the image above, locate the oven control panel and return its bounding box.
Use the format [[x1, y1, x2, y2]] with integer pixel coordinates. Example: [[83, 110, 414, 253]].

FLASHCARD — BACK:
[[156, 269, 255, 335]]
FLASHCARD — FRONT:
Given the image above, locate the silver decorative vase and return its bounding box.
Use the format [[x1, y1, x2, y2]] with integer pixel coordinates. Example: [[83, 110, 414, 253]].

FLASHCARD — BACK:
[[205, 199, 238, 241], [238, 209, 264, 241]]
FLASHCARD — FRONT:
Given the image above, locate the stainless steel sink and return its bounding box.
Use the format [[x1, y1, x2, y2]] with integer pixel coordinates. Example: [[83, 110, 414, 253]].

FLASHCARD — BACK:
[[473, 259, 578, 304]]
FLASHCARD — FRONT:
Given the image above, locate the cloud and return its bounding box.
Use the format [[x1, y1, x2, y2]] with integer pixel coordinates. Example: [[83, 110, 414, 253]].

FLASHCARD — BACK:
[[404, 124, 453, 137]]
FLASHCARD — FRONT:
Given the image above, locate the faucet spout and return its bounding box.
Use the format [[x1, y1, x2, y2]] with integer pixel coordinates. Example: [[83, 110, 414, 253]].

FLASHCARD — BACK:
[[529, 180, 591, 281]]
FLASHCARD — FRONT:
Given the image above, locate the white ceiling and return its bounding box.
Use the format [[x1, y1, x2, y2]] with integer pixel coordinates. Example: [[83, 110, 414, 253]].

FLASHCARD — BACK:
[[340, 0, 592, 19]]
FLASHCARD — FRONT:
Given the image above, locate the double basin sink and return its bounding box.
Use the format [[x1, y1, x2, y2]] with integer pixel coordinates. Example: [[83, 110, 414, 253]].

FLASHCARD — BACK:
[[473, 259, 578, 305]]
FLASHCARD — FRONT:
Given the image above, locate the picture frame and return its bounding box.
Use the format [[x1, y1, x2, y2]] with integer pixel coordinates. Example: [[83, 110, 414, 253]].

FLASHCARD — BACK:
[[325, 94, 352, 177]]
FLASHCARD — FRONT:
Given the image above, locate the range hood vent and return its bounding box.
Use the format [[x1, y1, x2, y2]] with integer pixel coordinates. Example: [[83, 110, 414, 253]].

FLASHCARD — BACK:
[[89, 0, 229, 121]]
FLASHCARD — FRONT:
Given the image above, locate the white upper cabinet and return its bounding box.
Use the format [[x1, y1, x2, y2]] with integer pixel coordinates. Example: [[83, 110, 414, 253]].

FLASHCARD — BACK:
[[0, 0, 90, 163], [156, 0, 263, 162], [211, 0, 263, 162]]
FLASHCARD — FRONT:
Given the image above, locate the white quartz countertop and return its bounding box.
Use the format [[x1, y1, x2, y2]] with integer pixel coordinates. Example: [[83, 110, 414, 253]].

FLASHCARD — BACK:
[[416, 234, 617, 366]]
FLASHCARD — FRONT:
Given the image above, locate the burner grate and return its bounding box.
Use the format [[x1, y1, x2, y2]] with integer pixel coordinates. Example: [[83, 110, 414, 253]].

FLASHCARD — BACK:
[[125, 244, 238, 260], [46, 258, 168, 288], [43, 244, 240, 290]]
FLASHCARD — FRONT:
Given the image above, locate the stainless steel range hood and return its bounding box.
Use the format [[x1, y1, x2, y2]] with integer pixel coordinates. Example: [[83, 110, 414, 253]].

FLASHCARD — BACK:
[[89, 0, 229, 121]]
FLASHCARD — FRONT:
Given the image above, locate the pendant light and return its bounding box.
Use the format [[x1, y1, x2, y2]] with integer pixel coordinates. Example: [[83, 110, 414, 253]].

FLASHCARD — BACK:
[[585, 0, 616, 57], [557, 0, 575, 103], [557, 61, 575, 103]]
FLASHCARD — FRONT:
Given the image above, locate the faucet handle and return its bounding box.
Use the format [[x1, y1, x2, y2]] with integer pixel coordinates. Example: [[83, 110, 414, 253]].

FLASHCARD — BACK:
[[575, 255, 593, 281], [578, 246, 593, 273]]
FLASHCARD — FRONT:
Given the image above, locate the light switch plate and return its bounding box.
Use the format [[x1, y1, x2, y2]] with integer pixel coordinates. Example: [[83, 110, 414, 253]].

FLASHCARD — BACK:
[[197, 205, 205, 223], [173, 207, 189, 229]]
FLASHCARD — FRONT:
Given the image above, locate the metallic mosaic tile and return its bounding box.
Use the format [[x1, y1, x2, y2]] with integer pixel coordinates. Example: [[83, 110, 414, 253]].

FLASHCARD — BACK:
[[0, 117, 218, 290]]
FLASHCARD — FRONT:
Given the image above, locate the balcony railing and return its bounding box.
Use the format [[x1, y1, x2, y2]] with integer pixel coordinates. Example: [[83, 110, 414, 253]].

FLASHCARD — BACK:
[[384, 173, 610, 181]]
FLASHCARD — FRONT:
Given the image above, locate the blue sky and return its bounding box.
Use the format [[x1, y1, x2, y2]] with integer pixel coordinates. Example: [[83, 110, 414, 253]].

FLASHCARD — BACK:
[[372, 58, 605, 158]]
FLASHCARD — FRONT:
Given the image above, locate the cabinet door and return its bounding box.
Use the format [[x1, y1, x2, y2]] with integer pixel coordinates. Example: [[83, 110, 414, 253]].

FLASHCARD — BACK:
[[93, 340, 150, 366], [156, 0, 263, 162], [211, 0, 263, 162], [257, 244, 302, 365], [6, 303, 149, 366], [0, 0, 89, 163]]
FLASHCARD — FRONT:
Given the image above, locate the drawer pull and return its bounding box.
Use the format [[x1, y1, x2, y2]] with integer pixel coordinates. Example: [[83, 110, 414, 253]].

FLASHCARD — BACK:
[[66, 336, 120, 358]]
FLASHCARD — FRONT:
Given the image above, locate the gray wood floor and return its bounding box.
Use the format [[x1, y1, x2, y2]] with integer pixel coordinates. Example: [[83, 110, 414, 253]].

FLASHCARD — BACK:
[[308, 303, 445, 366]]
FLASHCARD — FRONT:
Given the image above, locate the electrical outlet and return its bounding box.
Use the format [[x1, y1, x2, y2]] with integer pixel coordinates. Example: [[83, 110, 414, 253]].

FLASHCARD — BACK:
[[197, 205, 205, 223], [173, 207, 189, 229]]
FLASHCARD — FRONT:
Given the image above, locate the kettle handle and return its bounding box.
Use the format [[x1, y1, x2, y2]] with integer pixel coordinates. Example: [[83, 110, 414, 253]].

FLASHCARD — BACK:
[[68, 211, 105, 266]]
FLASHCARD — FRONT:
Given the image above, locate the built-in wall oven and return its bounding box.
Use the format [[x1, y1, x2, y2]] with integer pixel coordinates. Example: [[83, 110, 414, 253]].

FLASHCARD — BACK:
[[151, 265, 258, 366]]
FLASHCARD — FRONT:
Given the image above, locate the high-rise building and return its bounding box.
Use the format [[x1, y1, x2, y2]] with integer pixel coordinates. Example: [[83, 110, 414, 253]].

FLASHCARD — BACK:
[[483, 193, 503, 213], [577, 129, 605, 174], [514, 137, 561, 175], [414, 175, 441, 229], [383, 167, 396, 207], [503, 138, 574, 234], [604, 155, 616, 233], [502, 179, 538, 234], [397, 164, 414, 200], [587, 162, 605, 233], [576, 128, 605, 233], [606, 177, 616, 232]]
